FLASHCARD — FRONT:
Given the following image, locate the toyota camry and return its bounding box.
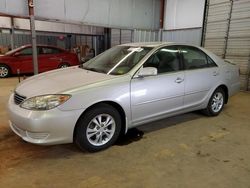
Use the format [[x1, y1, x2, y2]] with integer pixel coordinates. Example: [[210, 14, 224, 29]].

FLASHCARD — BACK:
[[8, 42, 240, 152]]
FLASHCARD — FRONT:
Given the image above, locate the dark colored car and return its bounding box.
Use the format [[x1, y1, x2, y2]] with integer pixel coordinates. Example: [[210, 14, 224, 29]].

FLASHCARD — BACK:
[[0, 44, 79, 78]]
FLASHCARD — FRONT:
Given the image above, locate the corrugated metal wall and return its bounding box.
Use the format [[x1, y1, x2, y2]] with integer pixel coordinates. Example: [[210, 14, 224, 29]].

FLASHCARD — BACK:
[[111, 29, 133, 47], [111, 29, 121, 47], [111, 28, 201, 46], [203, 0, 250, 90], [0, 30, 100, 51], [0, 32, 10, 46], [133, 29, 159, 42], [0, 0, 160, 30], [162, 28, 202, 46], [0, 31, 56, 48]]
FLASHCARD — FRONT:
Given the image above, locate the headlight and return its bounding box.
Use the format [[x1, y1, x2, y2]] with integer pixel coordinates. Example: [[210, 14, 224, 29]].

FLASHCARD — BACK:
[[20, 94, 71, 110]]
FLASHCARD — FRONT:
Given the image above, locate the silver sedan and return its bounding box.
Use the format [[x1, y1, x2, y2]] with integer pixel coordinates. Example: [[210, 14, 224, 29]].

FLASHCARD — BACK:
[[8, 42, 240, 152]]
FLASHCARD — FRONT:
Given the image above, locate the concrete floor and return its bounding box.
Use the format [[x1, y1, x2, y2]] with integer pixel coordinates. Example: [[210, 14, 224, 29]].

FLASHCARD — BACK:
[[0, 77, 250, 188]]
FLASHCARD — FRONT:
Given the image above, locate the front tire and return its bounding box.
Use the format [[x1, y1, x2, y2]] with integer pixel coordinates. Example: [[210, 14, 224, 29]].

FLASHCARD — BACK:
[[74, 104, 121, 152], [203, 88, 225, 116], [0, 64, 10, 78]]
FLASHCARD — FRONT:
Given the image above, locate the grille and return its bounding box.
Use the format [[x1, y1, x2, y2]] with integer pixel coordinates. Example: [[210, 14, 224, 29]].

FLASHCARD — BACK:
[[14, 92, 26, 105]]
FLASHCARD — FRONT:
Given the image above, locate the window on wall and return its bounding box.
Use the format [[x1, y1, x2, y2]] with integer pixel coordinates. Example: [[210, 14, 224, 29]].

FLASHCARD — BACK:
[[181, 46, 217, 70], [144, 46, 180, 74]]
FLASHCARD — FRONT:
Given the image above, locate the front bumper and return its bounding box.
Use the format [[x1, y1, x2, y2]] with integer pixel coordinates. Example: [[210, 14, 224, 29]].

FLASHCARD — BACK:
[[8, 93, 84, 145]]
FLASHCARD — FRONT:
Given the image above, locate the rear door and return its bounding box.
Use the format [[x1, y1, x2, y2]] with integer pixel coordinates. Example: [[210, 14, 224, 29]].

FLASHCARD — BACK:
[[131, 46, 185, 125], [180, 46, 219, 108]]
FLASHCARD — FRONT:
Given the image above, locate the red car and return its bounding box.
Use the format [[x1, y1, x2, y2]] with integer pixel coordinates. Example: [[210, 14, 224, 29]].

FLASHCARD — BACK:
[[0, 44, 79, 78]]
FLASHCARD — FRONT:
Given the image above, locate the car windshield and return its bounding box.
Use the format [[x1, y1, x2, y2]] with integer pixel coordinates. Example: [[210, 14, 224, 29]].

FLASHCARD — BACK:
[[81, 46, 152, 75], [5, 46, 25, 55]]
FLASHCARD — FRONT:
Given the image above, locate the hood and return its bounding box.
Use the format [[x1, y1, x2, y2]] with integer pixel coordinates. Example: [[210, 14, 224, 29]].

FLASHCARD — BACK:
[[0, 54, 8, 59], [15, 66, 115, 97]]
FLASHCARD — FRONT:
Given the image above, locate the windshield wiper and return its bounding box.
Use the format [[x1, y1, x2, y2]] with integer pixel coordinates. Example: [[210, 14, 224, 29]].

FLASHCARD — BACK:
[[85, 67, 98, 72], [80, 66, 106, 74], [79, 64, 90, 70]]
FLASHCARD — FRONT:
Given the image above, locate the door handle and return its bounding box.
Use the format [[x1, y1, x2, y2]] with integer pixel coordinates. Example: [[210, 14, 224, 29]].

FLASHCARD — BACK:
[[175, 77, 184, 83]]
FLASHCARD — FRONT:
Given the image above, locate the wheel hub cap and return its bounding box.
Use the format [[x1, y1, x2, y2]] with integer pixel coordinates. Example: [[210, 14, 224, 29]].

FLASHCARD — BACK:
[[86, 114, 116, 146], [0, 67, 8, 77], [211, 92, 223, 113]]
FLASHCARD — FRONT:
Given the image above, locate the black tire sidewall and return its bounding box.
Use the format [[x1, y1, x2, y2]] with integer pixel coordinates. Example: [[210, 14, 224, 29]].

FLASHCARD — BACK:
[[75, 104, 121, 152], [207, 88, 225, 116]]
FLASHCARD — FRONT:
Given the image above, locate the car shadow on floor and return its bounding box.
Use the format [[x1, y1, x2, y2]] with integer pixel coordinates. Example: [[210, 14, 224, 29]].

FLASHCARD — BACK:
[[40, 111, 204, 155], [116, 111, 203, 146]]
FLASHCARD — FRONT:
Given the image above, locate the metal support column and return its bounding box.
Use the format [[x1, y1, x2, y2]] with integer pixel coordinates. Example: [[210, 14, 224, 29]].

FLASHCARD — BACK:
[[10, 17, 15, 50], [223, 0, 233, 59], [133, 29, 136, 42], [247, 55, 250, 91], [119, 29, 122, 44], [201, 0, 209, 47], [28, 0, 38, 75], [158, 29, 163, 41], [93, 36, 97, 56]]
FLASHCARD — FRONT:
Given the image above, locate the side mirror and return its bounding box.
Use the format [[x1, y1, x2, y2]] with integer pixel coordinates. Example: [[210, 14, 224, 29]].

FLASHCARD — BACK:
[[137, 67, 158, 77]]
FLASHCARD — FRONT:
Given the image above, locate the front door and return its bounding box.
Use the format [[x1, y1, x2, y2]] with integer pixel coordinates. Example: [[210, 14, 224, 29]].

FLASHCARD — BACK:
[[14, 47, 34, 74], [131, 46, 185, 126]]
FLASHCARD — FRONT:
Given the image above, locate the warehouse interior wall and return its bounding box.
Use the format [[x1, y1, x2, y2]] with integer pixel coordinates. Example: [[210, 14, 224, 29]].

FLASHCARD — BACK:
[[162, 0, 206, 45], [164, 0, 205, 30], [0, 0, 160, 30], [203, 0, 250, 91]]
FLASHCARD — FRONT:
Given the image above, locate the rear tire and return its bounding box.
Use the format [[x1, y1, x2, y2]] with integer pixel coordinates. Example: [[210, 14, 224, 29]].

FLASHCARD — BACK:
[[203, 88, 225, 116], [74, 104, 121, 152], [0, 64, 10, 78]]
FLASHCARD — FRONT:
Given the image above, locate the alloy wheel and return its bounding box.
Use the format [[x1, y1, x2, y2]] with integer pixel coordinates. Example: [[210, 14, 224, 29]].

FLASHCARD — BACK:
[[211, 92, 224, 113], [86, 114, 116, 146], [0, 66, 9, 78]]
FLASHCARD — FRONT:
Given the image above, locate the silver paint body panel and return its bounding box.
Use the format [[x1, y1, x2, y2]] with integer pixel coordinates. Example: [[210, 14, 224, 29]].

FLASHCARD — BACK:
[[8, 42, 240, 145]]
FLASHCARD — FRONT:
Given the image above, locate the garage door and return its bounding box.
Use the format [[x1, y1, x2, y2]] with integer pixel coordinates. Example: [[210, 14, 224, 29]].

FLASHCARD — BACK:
[[203, 0, 250, 90]]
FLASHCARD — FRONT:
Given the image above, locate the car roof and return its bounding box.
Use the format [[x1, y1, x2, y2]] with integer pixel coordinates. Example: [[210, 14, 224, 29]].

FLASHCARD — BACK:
[[18, 44, 66, 50], [119, 42, 199, 48], [119, 42, 224, 66]]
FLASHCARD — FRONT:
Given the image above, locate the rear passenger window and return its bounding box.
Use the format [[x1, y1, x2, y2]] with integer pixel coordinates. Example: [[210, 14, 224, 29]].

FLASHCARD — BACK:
[[41, 47, 62, 54], [181, 47, 216, 70]]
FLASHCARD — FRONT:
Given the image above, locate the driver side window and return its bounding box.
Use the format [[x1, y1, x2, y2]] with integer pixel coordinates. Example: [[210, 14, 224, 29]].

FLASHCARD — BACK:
[[144, 46, 180, 74], [19, 47, 33, 56]]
